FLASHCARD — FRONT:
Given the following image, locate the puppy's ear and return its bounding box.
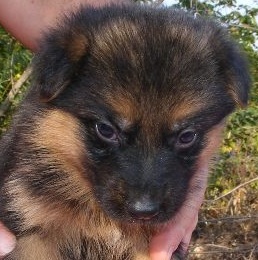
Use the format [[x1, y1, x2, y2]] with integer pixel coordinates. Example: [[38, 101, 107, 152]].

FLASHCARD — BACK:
[[215, 30, 251, 107], [225, 45, 250, 107], [33, 24, 89, 102]]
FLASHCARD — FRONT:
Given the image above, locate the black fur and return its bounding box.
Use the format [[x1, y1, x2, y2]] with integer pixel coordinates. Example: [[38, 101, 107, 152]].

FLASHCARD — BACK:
[[0, 4, 250, 260]]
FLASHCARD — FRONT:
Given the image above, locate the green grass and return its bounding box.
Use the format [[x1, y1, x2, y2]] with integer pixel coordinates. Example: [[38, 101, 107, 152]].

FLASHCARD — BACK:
[[0, 27, 32, 134]]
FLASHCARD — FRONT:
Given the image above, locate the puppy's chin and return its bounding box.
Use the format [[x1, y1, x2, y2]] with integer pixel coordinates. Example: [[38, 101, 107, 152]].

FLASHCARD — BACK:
[[107, 209, 171, 229]]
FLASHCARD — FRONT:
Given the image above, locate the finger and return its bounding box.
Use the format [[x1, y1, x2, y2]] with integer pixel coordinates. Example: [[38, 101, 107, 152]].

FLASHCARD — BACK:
[[180, 227, 195, 254], [0, 223, 16, 257], [172, 219, 197, 260], [149, 222, 185, 260], [149, 195, 200, 260], [149, 165, 208, 260]]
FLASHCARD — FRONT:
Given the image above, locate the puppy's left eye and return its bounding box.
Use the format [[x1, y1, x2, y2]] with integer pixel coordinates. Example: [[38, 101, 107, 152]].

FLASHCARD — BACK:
[[177, 129, 197, 148], [95, 123, 119, 143]]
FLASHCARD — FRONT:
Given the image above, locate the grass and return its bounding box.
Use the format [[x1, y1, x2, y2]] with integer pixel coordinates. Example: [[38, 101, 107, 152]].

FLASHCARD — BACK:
[[0, 27, 32, 134]]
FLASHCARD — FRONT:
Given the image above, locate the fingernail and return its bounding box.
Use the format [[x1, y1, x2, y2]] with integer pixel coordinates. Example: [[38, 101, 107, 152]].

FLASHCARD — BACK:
[[0, 231, 16, 256]]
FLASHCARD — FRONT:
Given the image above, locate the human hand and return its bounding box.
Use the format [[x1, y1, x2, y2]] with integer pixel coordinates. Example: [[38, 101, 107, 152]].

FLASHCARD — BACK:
[[0, 222, 16, 258], [149, 163, 209, 260], [0, 0, 131, 51]]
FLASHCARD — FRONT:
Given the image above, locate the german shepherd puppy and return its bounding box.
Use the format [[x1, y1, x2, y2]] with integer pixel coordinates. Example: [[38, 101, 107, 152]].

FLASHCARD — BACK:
[[0, 4, 250, 260]]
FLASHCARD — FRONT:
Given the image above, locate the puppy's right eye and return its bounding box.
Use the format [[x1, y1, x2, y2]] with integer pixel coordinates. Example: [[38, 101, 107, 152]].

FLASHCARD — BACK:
[[95, 123, 119, 143], [176, 129, 197, 149]]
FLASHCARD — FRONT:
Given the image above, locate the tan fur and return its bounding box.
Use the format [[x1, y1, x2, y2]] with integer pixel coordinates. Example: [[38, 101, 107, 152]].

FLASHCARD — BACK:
[[67, 33, 88, 62], [228, 85, 245, 108], [170, 98, 206, 123], [6, 176, 150, 259], [32, 109, 87, 178], [4, 109, 154, 259], [105, 91, 139, 124], [93, 19, 140, 63], [1, 4, 248, 259], [4, 97, 227, 260], [10, 235, 61, 260]]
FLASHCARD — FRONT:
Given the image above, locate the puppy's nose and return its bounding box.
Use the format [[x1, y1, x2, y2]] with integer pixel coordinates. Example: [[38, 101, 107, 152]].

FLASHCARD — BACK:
[[128, 199, 159, 220]]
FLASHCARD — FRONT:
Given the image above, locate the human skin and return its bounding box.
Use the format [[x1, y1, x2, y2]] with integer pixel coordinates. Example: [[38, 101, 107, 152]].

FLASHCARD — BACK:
[[0, 0, 129, 51], [149, 165, 208, 259], [0, 1, 205, 259]]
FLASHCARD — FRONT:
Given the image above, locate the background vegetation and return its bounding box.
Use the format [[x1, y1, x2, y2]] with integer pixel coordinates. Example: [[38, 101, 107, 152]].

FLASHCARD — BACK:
[[0, 0, 257, 259]]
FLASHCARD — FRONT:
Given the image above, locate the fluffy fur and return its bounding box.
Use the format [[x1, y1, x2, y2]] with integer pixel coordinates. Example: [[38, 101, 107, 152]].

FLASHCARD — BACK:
[[0, 4, 250, 260]]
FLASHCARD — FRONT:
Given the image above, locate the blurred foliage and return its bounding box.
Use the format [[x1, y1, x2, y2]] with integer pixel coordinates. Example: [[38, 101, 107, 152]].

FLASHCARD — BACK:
[[0, 27, 32, 134], [0, 28, 31, 100]]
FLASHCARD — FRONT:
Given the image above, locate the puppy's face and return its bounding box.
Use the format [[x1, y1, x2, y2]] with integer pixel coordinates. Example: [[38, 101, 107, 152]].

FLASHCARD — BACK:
[[32, 6, 250, 224]]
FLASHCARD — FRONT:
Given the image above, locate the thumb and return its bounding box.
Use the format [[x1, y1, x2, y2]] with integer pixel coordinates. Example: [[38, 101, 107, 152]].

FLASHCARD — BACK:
[[0, 222, 16, 257]]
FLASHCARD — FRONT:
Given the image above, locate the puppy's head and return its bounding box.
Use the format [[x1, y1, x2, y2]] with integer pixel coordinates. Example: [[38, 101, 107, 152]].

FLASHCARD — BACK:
[[32, 5, 250, 224]]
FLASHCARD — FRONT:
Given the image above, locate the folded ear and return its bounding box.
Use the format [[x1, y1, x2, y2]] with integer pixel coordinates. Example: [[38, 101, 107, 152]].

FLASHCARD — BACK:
[[33, 22, 89, 102], [225, 46, 250, 107], [214, 29, 251, 107]]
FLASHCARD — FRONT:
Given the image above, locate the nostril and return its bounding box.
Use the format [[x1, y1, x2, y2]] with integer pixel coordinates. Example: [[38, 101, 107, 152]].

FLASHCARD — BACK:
[[128, 200, 160, 220]]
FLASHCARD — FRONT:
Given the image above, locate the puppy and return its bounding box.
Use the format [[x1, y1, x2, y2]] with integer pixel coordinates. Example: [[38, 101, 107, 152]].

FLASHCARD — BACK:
[[0, 4, 250, 260]]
